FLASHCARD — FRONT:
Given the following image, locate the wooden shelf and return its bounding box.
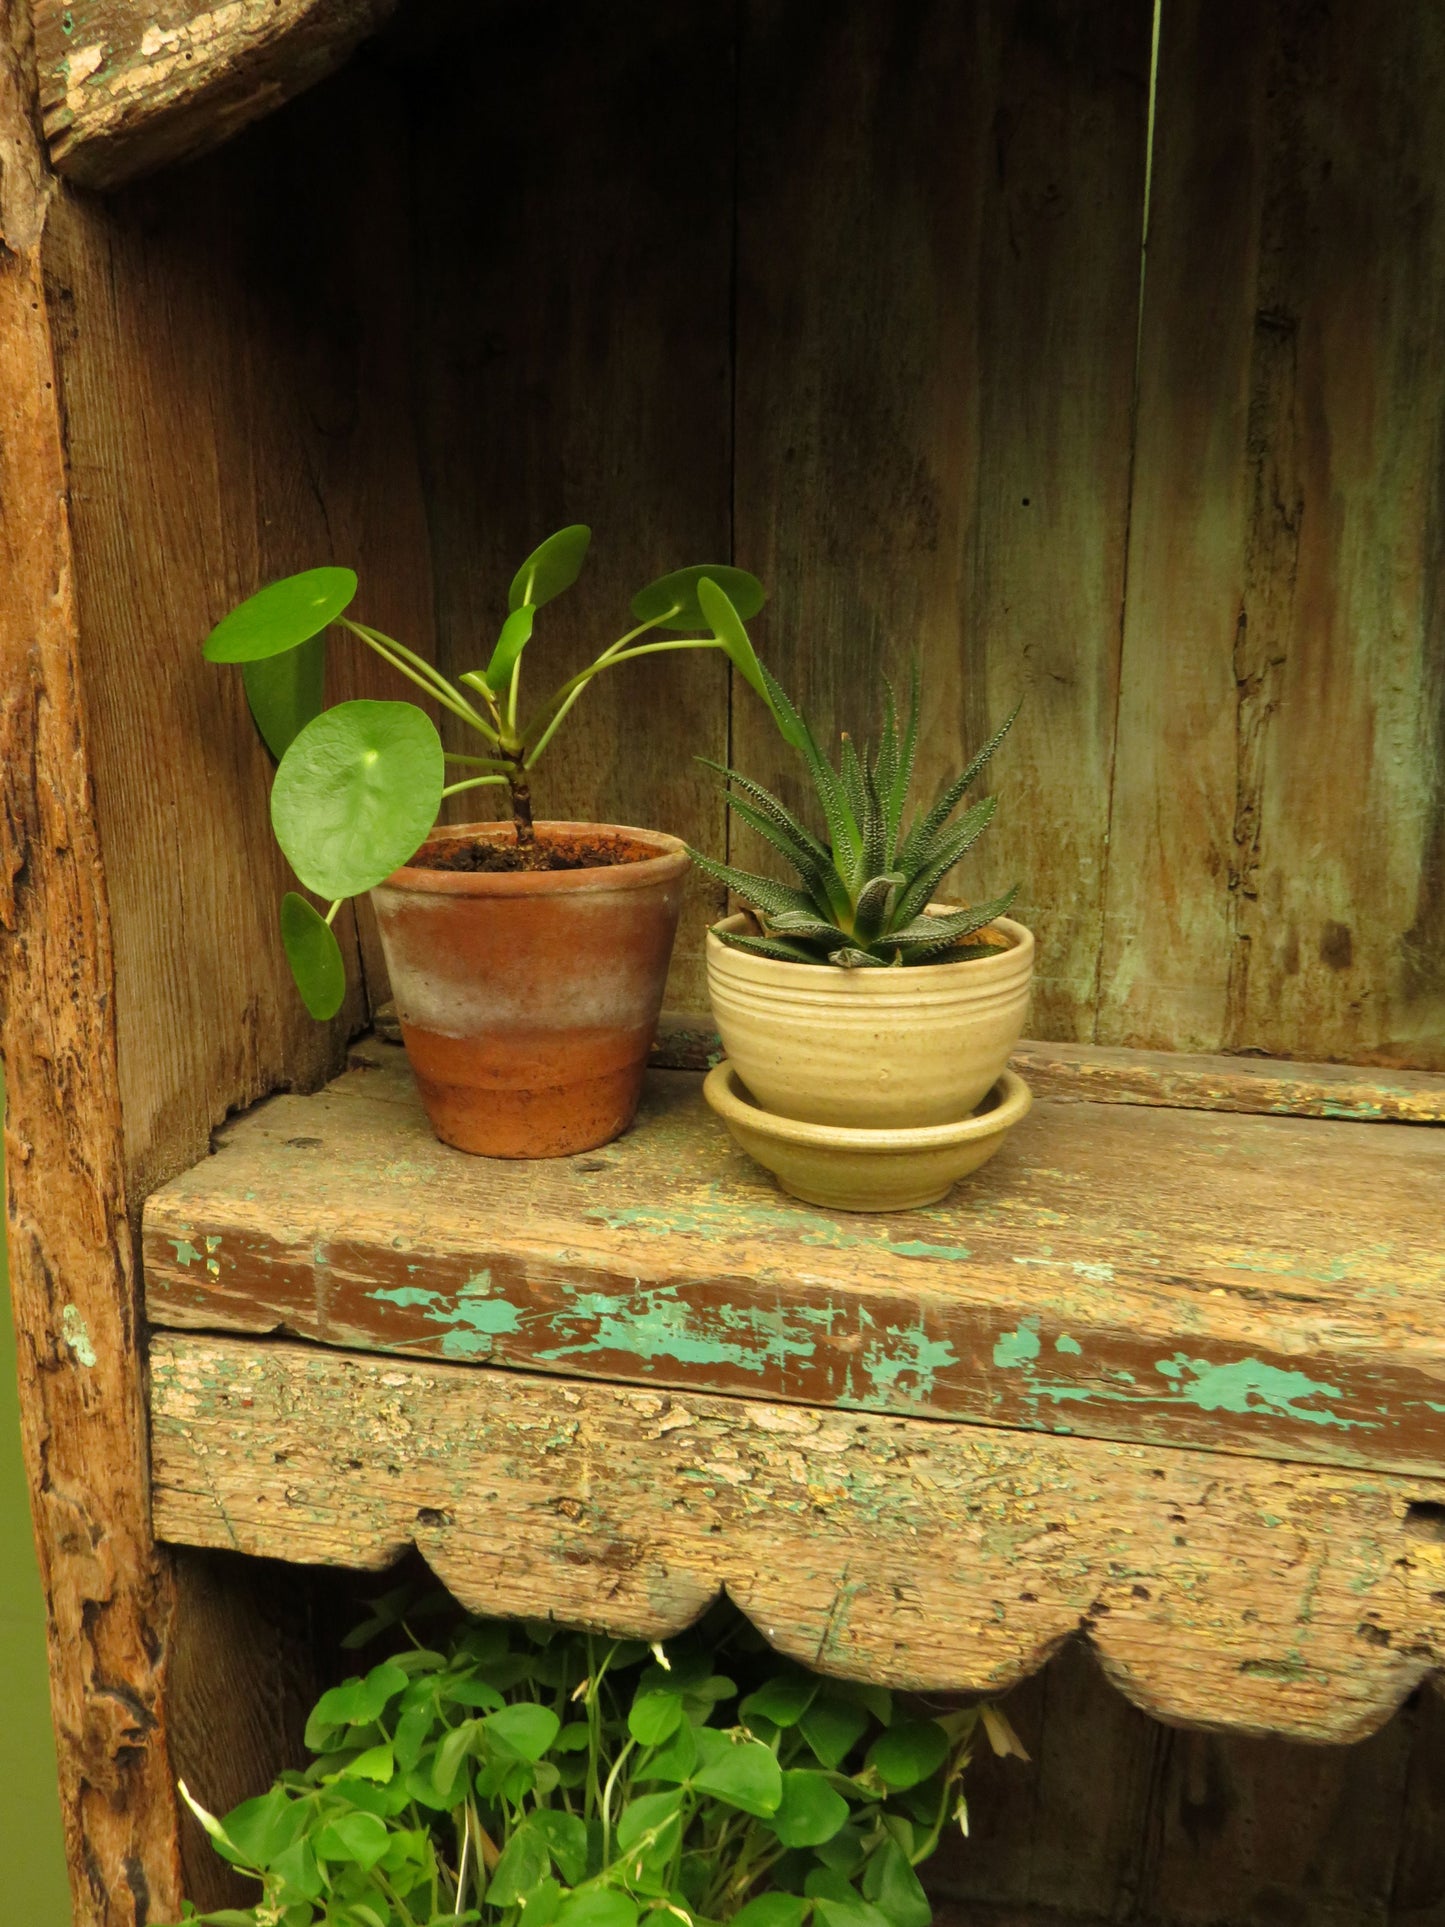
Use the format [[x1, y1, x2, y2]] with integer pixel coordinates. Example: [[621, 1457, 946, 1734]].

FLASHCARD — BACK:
[[141, 1040, 1445, 1746], [146, 1040, 1445, 1478]]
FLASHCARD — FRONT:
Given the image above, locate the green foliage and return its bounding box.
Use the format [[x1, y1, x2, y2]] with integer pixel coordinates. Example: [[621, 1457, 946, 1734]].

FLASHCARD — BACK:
[[201, 536, 767, 1018], [689, 658, 1021, 969], [169, 1600, 1000, 1927]]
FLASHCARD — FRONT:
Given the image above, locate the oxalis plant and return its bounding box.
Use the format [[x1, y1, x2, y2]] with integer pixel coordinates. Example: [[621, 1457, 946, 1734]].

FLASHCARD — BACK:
[[203, 530, 771, 1021], [688, 659, 1021, 969], [169, 1596, 1024, 1927]]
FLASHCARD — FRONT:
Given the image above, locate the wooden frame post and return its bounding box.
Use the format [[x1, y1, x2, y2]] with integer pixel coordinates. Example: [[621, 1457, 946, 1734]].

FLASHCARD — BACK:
[[0, 3, 182, 1917]]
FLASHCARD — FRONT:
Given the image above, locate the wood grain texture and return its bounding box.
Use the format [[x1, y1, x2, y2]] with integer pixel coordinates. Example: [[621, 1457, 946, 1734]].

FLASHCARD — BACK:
[[34, 0, 393, 188], [0, 6, 184, 1917], [400, 0, 734, 1011], [149, 1334, 1445, 1745], [643, 1013, 1445, 1123], [44, 60, 436, 1202], [1098, 0, 1445, 1069], [731, 0, 1148, 1041], [929, 1644, 1445, 1926], [144, 1043, 1445, 1479]]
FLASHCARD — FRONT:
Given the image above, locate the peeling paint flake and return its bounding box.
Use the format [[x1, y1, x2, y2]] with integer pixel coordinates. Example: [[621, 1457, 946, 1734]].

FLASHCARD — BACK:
[[60, 1304, 97, 1368]]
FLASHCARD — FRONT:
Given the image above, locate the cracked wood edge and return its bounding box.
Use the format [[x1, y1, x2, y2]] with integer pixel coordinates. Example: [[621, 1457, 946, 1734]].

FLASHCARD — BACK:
[[0, 8, 183, 1921], [151, 1335, 1445, 1748], [33, 0, 395, 189]]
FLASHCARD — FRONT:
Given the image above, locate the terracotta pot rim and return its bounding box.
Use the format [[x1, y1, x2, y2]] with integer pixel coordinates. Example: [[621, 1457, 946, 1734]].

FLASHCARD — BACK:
[[704, 1060, 1032, 1149], [379, 820, 691, 898], [707, 910, 1034, 979]]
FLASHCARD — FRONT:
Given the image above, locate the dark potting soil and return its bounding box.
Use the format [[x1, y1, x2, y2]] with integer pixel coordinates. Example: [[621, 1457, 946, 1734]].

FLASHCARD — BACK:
[[420, 832, 655, 874]]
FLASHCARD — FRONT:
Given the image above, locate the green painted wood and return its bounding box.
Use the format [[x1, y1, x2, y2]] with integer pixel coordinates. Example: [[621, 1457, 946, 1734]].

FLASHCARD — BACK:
[[147, 1332, 1445, 1746], [142, 1043, 1445, 1481]]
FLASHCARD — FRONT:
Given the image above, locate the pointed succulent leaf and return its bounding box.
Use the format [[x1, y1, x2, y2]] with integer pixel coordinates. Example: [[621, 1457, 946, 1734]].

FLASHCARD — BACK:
[[634, 565, 767, 633], [279, 893, 346, 1020], [687, 848, 822, 922], [892, 796, 998, 926], [767, 911, 855, 945], [887, 887, 1019, 956], [852, 871, 905, 945], [720, 796, 850, 923], [204, 566, 357, 663], [716, 928, 825, 964], [696, 758, 833, 868], [243, 633, 325, 759], [758, 661, 861, 865], [695, 575, 774, 708], [859, 744, 889, 876], [271, 700, 444, 900], [896, 701, 1020, 872], [839, 734, 867, 842], [829, 945, 892, 968], [872, 682, 901, 840], [481, 604, 536, 693], [508, 525, 590, 612]]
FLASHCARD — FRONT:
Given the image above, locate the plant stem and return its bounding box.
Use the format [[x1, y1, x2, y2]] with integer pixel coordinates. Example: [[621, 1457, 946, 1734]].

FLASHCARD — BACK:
[[441, 774, 509, 799], [522, 640, 717, 768], [599, 1736, 636, 1862], [340, 619, 501, 743], [324, 899, 342, 927]]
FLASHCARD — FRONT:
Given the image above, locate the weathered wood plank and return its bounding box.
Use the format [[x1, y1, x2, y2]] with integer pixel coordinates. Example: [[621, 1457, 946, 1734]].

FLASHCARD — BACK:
[[1098, 0, 1445, 1069], [731, 0, 1149, 1042], [144, 1043, 1445, 1479], [149, 1334, 1445, 1745], [44, 58, 437, 1201], [34, 0, 393, 189], [0, 7, 184, 1916], [641, 1015, 1445, 1124], [403, 0, 734, 1012]]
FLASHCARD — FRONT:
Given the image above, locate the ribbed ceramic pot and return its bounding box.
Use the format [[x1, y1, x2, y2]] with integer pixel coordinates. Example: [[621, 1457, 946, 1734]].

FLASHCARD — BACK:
[[705, 910, 1033, 1128], [371, 821, 689, 1158]]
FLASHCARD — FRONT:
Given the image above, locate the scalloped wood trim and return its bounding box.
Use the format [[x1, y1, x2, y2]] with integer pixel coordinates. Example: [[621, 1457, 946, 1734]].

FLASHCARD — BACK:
[[150, 1335, 1445, 1747], [34, 0, 394, 188]]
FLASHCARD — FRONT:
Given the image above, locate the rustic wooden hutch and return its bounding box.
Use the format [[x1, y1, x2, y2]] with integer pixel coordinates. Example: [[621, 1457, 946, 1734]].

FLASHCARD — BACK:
[[4, 1, 1445, 1922]]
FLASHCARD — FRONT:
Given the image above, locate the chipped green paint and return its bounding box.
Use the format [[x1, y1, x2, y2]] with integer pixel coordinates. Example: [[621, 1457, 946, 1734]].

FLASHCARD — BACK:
[[1153, 1355, 1358, 1430], [853, 1325, 960, 1407], [990, 1326, 1372, 1435], [60, 1304, 96, 1367], [370, 1272, 521, 1359], [993, 1320, 1041, 1368], [536, 1284, 825, 1377], [586, 1195, 880, 1252], [888, 1239, 973, 1262], [1015, 1254, 1116, 1283], [169, 1236, 203, 1267]]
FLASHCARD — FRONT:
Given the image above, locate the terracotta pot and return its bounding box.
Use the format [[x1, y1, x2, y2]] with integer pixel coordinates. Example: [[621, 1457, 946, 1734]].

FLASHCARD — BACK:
[[705, 910, 1034, 1128], [371, 821, 689, 1158]]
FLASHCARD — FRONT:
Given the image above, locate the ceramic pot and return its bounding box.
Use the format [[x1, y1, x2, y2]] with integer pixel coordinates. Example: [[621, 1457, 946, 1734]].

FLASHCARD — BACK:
[[371, 821, 689, 1158], [704, 1061, 1032, 1211], [705, 910, 1033, 1128]]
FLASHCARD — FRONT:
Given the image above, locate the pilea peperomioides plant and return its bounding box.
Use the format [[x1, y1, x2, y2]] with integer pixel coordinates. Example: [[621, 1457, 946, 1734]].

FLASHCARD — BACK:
[[203, 531, 770, 1020], [170, 1598, 1022, 1927], [686, 659, 1020, 969]]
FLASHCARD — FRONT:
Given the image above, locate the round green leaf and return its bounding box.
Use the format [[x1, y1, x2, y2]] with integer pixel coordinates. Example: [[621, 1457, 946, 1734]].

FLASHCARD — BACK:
[[271, 700, 443, 899], [628, 1687, 684, 1747], [509, 525, 592, 612], [732, 1897, 810, 1927], [488, 1821, 552, 1905], [556, 1891, 639, 1927], [798, 1694, 870, 1769], [482, 603, 536, 692], [243, 635, 326, 760], [204, 566, 357, 663], [863, 1719, 949, 1791], [692, 1737, 783, 1816], [862, 1838, 931, 1927], [280, 893, 345, 1020], [483, 1701, 561, 1762], [631, 564, 766, 632], [314, 1809, 389, 1872], [769, 1769, 851, 1848], [740, 1672, 818, 1729]]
